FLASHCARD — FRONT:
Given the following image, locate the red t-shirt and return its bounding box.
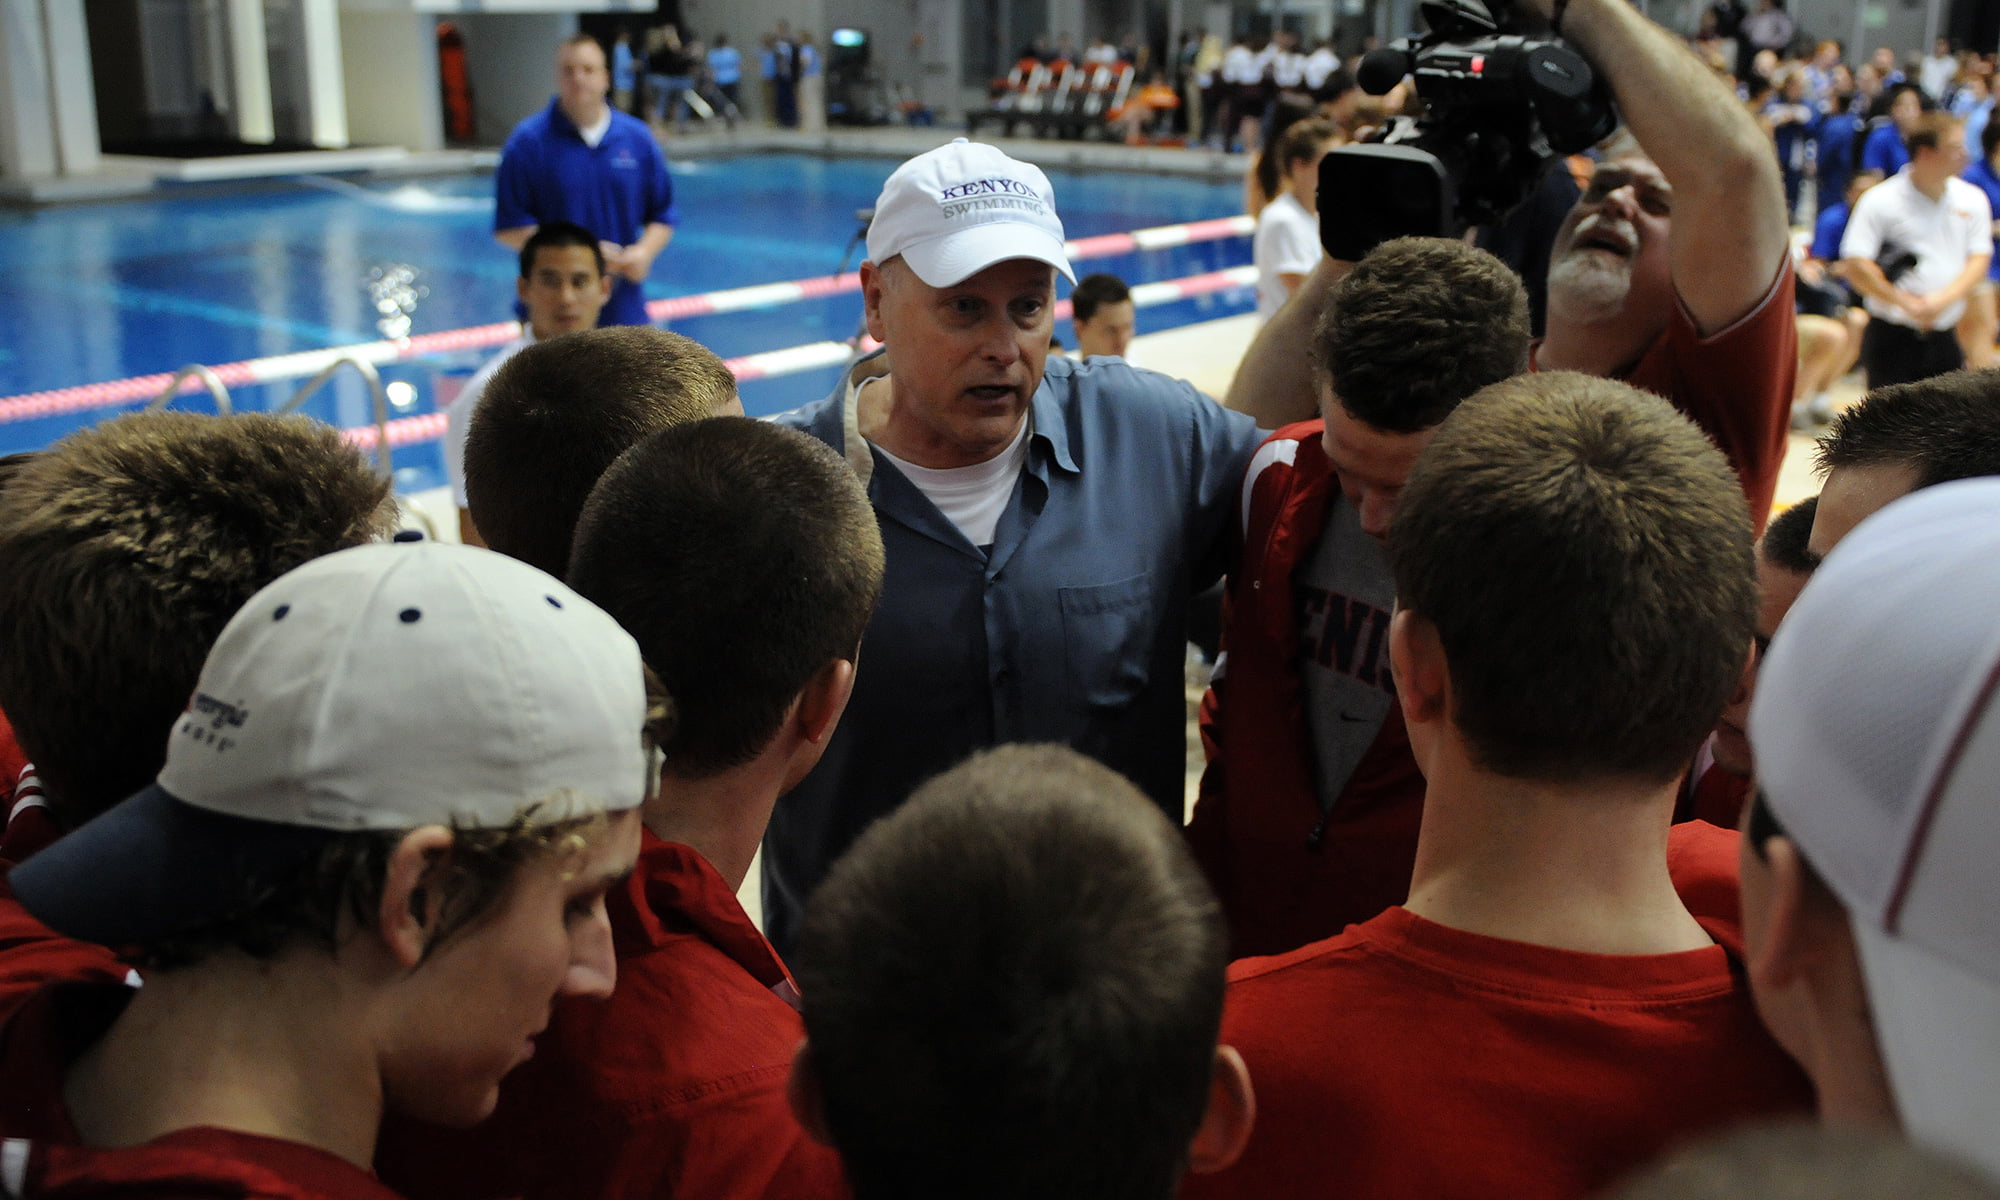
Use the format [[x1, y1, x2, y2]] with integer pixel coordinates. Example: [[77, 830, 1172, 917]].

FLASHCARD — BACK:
[[0, 773, 134, 1027], [0, 984, 399, 1200], [1184, 826, 1812, 1200], [16, 1129, 403, 1199], [1535, 261, 1797, 532], [376, 832, 846, 1200]]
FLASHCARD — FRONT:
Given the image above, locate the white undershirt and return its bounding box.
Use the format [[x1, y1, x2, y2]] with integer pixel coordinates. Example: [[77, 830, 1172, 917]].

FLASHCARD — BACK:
[[578, 108, 613, 148], [874, 412, 1031, 548]]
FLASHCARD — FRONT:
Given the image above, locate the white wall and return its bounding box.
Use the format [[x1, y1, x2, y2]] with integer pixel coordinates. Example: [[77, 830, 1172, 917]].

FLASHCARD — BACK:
[[342, 9, 442, 149], [452, 11, 576, 145], [0, 0, 101, 179]]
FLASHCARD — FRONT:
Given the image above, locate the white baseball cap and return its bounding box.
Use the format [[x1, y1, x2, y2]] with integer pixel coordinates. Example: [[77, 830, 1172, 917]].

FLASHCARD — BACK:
[[866, 138, 1075, 287], [13, 541, 655, 947], [1749, 477, 2000, 1178]]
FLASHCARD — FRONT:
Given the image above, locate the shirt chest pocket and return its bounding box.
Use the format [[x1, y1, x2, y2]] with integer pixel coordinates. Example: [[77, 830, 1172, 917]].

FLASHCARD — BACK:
[[1058, 571, 1159, 708]]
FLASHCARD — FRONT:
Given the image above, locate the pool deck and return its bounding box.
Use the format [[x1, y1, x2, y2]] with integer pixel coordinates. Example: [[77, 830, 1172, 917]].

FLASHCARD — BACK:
[[0, 125, 1242, 207]]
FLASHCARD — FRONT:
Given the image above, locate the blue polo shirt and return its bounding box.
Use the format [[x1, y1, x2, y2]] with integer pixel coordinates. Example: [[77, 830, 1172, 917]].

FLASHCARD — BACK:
[[764, 354, 1262, 954], [495, 98, 675, 327]]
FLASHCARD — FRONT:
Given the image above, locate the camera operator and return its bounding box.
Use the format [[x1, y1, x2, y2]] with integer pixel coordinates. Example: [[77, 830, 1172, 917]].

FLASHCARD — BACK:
[[1223, 0, 1793, 530]]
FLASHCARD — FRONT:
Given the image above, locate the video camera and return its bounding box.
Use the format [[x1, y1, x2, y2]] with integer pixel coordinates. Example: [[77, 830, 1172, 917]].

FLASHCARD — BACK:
[[1319, 0, 1619, 260]]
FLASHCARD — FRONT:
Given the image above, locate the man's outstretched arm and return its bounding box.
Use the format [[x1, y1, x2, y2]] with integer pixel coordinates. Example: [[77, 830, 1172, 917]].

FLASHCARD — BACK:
[[1531, 0, 1789, 334], [1222, 257, 1350, 429]]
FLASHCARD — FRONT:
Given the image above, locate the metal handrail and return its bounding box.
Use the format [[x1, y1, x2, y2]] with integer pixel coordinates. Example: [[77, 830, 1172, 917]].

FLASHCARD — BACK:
[[146, 364, 233, 414], [280, 355, 393, 479]]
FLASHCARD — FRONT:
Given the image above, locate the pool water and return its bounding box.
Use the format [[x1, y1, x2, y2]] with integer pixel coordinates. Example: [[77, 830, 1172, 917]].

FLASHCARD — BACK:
[[0, 153, 1253, 492]]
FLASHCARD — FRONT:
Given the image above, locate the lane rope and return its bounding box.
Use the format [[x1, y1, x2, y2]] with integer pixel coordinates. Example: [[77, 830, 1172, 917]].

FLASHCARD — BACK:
[[0, 215, 1254, 427], [338, 265, 1257, 454]]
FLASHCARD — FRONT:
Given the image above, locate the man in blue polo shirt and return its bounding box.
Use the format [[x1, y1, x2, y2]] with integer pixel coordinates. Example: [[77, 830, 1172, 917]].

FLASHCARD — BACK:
[[495, 33, 675, 327]]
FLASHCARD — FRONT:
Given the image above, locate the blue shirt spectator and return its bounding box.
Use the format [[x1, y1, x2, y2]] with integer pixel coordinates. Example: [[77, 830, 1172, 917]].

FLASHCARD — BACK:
[[708, 40, 742, 86], [495, 96, 675, 327], [1812, 199, 1853, 262], [1965, 148, 2000, 282], [1861, 120, 1911, 175], [1817, 111, 1863, 216]]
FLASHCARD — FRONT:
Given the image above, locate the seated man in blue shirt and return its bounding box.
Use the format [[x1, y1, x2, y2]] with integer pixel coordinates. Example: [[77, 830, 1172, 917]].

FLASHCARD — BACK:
[[768, 139, 1264, 954], [494, 34, 675, 327]]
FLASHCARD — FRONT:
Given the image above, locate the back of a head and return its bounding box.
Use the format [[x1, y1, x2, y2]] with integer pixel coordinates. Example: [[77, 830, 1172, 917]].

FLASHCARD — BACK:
[[1608, 1123, 2000, 1200], [1276, 116, 1337, 173], [1388, 372, 1755, 782], [0, 412, 394, 829], [1317, 237, 1531, 433], [795, 744, 1227, 1200], [566, 418, 884, 776], [1760, 495, 1818, 574], [1254, 97, 1319, 199], [463, 326, 738, 577], [1815, 368, 2000, 490], [1749, 478, 2000, 1177]]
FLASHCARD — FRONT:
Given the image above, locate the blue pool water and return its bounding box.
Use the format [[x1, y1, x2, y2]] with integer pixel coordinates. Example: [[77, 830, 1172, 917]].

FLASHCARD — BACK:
[[0, 153, 1253, 492]]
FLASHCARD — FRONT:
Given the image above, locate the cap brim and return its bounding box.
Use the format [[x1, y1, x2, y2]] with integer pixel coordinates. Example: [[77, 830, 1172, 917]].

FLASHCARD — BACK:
[[1854, 923, 2000, 1178], [899, 226, 1076, 288], [9, 784, 336, 949]]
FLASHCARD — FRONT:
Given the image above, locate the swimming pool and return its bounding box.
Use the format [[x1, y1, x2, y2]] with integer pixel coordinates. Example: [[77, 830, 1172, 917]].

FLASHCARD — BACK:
[[0, 153, 1254, 492]]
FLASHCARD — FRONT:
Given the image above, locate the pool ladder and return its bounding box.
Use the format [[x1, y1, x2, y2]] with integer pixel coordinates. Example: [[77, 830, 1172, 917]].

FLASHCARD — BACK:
[[149, 355, 394, 479]]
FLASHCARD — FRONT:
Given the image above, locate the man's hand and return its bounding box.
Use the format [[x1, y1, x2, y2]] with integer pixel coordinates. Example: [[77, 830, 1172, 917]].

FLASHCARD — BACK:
[[1900, 290, 1946, 326]]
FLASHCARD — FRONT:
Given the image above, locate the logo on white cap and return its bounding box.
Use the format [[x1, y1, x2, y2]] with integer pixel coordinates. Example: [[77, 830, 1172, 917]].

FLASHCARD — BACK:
[[866, 138, 1076, 288]]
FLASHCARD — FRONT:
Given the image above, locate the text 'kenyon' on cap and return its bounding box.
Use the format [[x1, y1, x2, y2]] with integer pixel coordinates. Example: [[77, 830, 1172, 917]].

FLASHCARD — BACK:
[[866, 137, 1076, 288]]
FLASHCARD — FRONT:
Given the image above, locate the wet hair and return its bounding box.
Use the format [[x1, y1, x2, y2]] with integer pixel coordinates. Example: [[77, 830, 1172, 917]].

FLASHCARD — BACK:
[[795, 744, 1227, 1200], [1070, 273, 1132, 325], [518, 220, 606, 279], [1388, 372, 1755, 782], [1814, 368, 2000, 490], [1315, 237, 1530, 434], [0, 413, 394, 830], [567, 418, 884, 777], [1760, 495, 1818, 574], [463, 327, 737, 577]]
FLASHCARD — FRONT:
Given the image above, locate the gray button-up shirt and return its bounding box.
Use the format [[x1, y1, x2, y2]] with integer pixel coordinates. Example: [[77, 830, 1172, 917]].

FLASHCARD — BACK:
[[763, 353, 1262, 951]]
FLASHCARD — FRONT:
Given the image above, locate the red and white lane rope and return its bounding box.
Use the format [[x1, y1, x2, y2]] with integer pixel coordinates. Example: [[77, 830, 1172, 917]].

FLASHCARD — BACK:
[[0, 215, 1254, 428], [336, 265, 1256, 454]]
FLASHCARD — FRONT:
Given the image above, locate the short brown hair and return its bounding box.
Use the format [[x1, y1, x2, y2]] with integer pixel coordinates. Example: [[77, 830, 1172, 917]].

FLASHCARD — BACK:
[[796, 744, 1226, 1200], [1314, 237, 1529, 433], [1814, 368, 2000, 489], [1906, 111, 1962, 156], [463, 327, 737, 577], [1387, 372, 1755, 782], [135, 807, 608, 972], [0, 412, 394, 829], [1278, 117, 1338, 171], [567, 418, 885, 777]]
